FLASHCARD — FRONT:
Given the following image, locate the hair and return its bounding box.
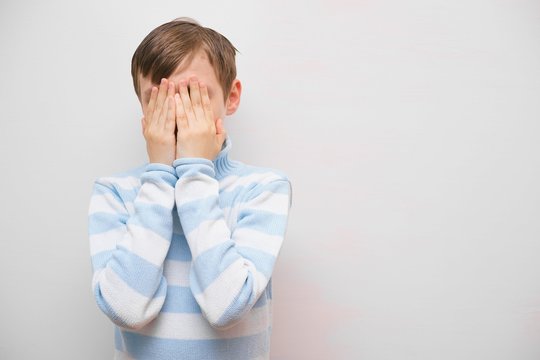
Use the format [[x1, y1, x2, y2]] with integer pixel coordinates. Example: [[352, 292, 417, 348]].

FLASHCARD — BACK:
[[131, 17, 239, 102]]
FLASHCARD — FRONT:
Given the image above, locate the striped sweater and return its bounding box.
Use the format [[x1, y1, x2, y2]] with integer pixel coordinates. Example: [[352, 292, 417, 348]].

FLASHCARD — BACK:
[[87, 135, 292, 360]]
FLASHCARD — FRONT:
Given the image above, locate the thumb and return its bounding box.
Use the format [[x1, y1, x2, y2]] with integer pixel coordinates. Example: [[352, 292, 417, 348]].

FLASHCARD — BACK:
[[141, 116, 146, 134]]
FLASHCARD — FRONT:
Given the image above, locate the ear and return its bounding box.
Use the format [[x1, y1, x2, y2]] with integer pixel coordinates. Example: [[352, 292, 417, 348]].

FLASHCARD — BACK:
[[225, 79, 242, 116]]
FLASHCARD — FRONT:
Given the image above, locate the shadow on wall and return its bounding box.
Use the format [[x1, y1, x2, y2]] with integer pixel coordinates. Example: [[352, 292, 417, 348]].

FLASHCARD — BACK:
[[270, 261, 359, 359]]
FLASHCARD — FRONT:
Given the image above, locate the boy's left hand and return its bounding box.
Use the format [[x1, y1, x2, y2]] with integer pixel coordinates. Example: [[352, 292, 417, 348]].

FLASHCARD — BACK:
[[174, 76, 227, 161]]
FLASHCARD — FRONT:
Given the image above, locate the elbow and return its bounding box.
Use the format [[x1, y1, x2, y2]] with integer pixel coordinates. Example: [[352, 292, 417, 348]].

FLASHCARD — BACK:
[[121, 317, 156, 331], [196, 272, 266, 330], [112, 309, 159, 331], [205, 311, 246, 331], [93, 281, 165, 330], [109, 311, 157, 331], [198, 284, 258, 330]]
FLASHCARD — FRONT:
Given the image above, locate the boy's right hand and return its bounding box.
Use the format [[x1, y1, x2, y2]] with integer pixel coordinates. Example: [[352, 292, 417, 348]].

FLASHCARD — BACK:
[[142, 78, 176, 166]]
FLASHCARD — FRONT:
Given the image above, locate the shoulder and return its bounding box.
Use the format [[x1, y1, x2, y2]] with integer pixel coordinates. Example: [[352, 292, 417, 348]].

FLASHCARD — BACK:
[[91, 162, 148, 198], [222, 162, 293, 207], [222, 161, 290, 189]]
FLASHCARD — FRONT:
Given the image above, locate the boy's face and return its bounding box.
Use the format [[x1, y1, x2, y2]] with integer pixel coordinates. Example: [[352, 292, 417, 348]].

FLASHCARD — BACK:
[[138, 48, 239, 121]]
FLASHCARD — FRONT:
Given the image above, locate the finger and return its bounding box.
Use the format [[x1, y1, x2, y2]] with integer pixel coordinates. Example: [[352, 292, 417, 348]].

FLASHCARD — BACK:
[[141, 116, 146, 135], [175, 93, 188, 129], [189, 77, 205, 124], [158, 81, 175, 127], [167, 79, 175, 98], [178, 79, 195, 126], [145, 87, 158, 123], [161, 95, 172, 125], [153, 78, 169, 124], [165, 95, 175, 130], [199, 81, 215, 130]]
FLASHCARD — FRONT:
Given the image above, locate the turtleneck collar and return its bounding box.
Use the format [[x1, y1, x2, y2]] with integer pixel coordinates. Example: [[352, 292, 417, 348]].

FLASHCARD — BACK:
[[212, 134, 240, 179]]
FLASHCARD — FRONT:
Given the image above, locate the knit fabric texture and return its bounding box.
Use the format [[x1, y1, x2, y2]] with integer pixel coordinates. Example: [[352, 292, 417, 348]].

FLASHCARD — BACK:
[[87, 135, 292, 360]]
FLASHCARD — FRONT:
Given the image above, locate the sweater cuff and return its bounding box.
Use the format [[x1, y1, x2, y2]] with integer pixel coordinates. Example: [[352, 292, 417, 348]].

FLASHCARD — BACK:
[[142, 163, 178, 187], [172, 157, 215, 179]]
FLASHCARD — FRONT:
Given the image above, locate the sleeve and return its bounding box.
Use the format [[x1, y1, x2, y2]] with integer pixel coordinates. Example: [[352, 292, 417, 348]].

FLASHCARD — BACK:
[[172, 157, 292, 330], [87, 163, 177, 330]]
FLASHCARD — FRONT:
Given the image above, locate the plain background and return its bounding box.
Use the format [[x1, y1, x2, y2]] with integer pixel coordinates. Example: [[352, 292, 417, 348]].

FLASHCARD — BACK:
[[1, 0, 539, 359]]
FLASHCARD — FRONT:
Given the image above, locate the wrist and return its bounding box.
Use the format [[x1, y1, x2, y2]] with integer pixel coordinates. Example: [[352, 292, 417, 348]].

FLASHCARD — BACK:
[[148, 155, 175, 166], [142, 162, 178, 187]]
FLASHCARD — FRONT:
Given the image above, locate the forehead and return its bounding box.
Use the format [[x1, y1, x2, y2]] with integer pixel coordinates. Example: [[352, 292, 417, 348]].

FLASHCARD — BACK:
[[139, 50, 221, 100]]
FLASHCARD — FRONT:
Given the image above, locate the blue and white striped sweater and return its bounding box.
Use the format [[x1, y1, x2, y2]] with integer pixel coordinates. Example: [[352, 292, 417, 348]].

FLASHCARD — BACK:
[[87, 135, 292, 360]]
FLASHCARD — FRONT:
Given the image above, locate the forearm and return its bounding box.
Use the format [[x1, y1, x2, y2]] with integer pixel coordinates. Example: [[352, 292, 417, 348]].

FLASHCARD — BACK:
[[173, 157, 291, 329], [89, 163, 177, 329]]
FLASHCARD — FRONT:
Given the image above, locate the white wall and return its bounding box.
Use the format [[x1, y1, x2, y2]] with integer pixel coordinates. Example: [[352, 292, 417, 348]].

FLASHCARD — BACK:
[[1, 0, 539, 359]]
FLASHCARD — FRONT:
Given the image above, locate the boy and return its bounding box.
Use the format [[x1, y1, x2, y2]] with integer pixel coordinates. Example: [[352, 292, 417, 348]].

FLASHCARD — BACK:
[[87, 17, 293, 360]]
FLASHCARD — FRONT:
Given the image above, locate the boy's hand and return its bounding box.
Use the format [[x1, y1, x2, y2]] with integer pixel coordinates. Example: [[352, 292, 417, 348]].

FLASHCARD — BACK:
[[142, 78, 176, 165], [174, 76, 227, 161]]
